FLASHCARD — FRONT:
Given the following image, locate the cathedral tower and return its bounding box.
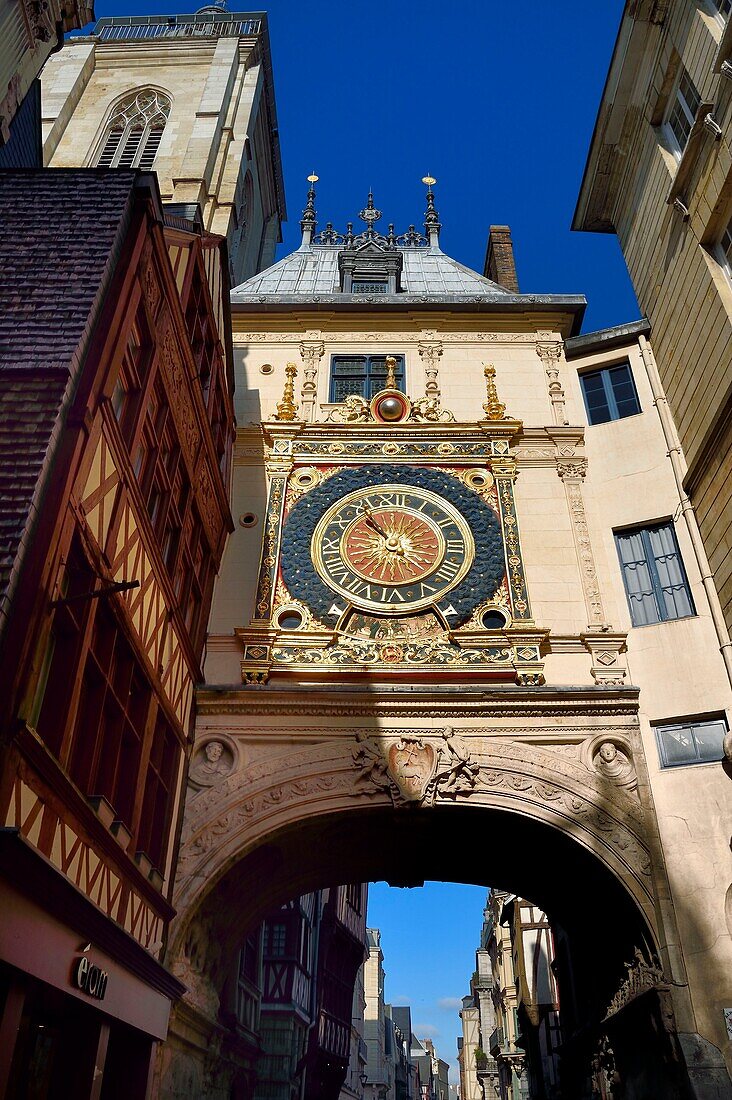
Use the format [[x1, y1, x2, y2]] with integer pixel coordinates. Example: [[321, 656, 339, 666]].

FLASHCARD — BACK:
[[40, 8, 286, 284]]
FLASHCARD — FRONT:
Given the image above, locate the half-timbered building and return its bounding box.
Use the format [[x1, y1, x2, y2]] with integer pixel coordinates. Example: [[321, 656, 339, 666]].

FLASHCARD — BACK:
[[0, 168, 234, 1098]]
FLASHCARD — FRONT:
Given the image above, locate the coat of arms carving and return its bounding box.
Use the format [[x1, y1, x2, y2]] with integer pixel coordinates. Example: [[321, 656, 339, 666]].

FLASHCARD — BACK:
[[352, 728, 480, 807], [388, 738, 437, 802]]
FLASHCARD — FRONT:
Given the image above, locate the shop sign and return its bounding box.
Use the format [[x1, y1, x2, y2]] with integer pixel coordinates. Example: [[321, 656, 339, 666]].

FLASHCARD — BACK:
[[74, 956, 109, 1000]]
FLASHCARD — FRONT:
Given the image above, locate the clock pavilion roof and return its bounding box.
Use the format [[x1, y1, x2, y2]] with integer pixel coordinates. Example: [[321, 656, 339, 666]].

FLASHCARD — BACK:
[[231, 182, 586, 331]]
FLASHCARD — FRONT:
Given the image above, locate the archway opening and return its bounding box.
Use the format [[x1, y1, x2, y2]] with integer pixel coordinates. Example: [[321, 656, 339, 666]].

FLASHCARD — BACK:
[[165, 802, 686, 1100]]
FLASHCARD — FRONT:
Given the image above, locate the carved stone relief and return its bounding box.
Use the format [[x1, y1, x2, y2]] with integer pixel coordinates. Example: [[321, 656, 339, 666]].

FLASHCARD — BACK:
[[352, 728, 480, 806], [189, 737, 239, 790]]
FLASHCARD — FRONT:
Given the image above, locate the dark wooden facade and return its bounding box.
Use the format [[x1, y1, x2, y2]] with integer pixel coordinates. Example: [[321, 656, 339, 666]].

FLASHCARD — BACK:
[[303, 884, 368, 1100], [0, 169, 234, 1098]]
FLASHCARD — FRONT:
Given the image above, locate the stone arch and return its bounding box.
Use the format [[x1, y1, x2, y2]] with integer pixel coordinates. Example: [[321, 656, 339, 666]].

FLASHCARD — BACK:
[[171, 728, 663, 991]]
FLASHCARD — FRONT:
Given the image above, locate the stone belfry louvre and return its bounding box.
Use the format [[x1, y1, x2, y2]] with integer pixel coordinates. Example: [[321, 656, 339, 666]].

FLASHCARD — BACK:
[[169, 180, 732, 1098]]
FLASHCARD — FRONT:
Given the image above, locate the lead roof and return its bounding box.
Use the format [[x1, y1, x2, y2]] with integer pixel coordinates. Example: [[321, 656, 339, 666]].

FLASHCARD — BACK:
[[231, 186, 586, 324]]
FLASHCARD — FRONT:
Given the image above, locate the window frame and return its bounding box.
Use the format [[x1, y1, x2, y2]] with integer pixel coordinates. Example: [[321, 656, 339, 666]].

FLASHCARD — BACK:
[[664, 67, 702, 158], [654, 714, 728, 768], [579, 359, 641, 425], [329, 354, 406, 403], [93, 88, 171, 171], [614, 520, 696, 627], [716, 210, 732, 276]]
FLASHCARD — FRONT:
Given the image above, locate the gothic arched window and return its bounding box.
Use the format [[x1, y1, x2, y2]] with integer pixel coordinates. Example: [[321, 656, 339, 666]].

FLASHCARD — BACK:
[[95, 89, 171, 170]]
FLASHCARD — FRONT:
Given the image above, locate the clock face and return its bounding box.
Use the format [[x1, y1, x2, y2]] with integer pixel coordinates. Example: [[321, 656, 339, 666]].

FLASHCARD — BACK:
[[280, 464, 506, 627], [312, 485, 474, 614]]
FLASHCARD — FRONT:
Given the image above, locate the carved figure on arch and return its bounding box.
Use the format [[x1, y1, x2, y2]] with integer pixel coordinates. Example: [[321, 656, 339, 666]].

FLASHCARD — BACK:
[[189, 738, 237, 788], [579, 734, 637, 793], [425, 727, 481, 802], [352, 731, 391, 795]]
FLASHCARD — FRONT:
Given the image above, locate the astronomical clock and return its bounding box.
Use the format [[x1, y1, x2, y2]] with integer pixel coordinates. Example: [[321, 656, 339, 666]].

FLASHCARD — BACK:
[[238, 361, 545, 684]]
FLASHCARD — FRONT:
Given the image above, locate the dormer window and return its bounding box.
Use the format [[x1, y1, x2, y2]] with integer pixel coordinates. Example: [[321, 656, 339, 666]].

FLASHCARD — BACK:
[[338, 241, 403, 294], [329, 355, 405, 402]]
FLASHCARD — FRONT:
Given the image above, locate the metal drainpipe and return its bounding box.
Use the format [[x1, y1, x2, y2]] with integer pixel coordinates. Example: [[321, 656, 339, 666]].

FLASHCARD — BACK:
[[638, 333, 732, 698]]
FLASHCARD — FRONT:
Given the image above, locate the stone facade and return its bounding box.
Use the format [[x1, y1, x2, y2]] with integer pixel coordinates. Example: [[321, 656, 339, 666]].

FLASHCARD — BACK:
[[40, 11, 285, 285], [573, 0, 732, 645]]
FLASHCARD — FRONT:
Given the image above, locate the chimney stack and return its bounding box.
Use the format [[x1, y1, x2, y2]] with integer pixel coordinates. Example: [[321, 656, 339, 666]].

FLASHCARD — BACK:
[[484, 225, 519, 293]]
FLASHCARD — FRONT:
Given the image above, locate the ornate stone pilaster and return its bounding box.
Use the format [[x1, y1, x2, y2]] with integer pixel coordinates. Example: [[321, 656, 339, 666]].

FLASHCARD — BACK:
[[251, 436, 295, 628], [557, 459, 608, 630], [536, 336, 568, 426], [491, 453, 533, 632], [299, 340, 324, 422], [418, 336, 443, 400]]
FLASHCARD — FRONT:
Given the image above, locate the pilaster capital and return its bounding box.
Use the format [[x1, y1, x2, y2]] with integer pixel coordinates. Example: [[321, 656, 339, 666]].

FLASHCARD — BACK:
[[299, 340, 325, 359], [535, 338, 563, 363], [556, 459, 587, 480]]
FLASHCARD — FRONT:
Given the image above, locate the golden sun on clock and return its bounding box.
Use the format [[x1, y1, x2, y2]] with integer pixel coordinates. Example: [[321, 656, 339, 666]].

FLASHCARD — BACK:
[[343, 508, 443, 584]]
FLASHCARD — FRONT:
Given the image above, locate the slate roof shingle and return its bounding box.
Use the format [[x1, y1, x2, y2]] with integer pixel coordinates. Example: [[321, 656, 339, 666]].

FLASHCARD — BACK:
[[0, 169, 140, 622]]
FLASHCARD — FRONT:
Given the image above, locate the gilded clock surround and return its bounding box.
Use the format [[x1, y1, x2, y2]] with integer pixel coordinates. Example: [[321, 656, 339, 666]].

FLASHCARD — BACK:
[[240, 414, 545, 685]]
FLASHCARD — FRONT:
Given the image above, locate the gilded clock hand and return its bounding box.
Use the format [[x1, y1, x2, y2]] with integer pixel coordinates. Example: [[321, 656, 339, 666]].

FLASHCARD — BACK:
[[360, 503, 389, 540]]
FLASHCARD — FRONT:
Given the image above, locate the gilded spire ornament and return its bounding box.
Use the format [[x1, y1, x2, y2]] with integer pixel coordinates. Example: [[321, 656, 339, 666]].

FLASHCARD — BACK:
[[482, 365, 506, 421], [274, 363, 299, 421], [385, 355, 398, 391]]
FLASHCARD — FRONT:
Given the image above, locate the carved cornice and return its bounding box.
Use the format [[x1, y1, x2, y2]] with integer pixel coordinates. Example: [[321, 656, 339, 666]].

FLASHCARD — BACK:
[[233, 331, 547, 345], [195, 684, 639, 718]]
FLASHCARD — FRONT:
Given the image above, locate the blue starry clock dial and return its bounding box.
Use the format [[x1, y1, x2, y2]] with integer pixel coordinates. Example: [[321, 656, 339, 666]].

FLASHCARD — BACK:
[[280, 465, 506, 627]]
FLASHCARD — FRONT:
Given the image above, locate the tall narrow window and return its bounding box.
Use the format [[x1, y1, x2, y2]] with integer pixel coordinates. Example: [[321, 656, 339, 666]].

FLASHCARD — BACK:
[[615, 522, 695, 626], [95, 89, 171, 170], [665, 69, 701, 156], [717, 212, 732, 275]]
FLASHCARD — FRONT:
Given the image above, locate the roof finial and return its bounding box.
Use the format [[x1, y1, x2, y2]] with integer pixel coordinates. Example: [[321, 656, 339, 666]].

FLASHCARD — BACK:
[[300, 172, 318, 246], [422, 175, 441, 248], [274, 363, 299, 421], [359, 190, 382, 238]]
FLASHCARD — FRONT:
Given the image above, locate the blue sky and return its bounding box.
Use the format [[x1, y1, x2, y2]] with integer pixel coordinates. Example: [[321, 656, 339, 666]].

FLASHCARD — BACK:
[[87, 0, 637, 333], [368, 882, 488, 1084]]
